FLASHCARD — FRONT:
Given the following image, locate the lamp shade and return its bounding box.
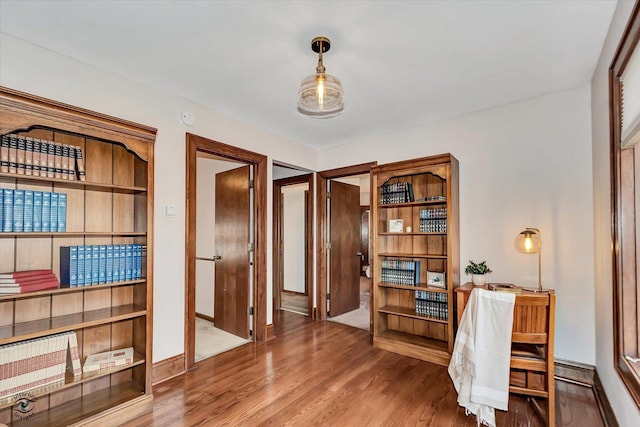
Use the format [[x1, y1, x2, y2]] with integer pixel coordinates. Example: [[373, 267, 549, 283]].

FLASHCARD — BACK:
[[515, 228, 541, 253], [297, 73, 344, 118]]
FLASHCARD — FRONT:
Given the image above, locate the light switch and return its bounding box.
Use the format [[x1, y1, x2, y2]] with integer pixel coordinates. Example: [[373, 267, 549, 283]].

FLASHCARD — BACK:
[[164, 204, 176, 217]]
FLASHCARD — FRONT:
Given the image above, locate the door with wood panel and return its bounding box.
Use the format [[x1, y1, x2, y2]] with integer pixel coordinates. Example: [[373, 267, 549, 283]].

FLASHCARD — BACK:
[[329, 180, 361, 317], [214, 165, 251, 338]]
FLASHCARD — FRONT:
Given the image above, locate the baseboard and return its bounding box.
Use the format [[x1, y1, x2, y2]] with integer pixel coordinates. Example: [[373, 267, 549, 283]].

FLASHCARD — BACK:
[[265, 324, 276, 341], [554, 359, 618, 427], [152, 353, 185, 385], [195, 312, 214, 323]]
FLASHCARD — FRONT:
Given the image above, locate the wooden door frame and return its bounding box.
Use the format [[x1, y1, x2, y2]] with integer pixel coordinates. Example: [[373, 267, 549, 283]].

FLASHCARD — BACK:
[[185, 133, 268, 371], [316, 162, 376, 320], [273, 173, 314, 319]]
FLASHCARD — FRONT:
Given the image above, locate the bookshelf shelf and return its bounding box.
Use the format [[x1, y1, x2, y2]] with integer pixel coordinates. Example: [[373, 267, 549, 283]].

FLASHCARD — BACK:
[[0, 351, 145, 410], [0, 87, 155, 425], [372, 154, 459, 367]]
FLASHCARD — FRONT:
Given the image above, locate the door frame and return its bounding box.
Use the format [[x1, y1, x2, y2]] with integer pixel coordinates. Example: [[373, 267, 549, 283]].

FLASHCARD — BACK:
[[316, 162, 376, 320], [185, 133, 268, 371], [273, 173, 314, 319]]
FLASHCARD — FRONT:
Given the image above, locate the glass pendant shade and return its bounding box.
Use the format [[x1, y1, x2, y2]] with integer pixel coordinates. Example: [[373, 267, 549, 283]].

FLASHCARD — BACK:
[[298, 73, 344, 118], [515, 228, 541, 253]]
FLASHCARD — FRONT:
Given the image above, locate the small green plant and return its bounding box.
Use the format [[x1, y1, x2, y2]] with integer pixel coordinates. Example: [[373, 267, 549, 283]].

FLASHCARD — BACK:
[[464, 260, 492, 275]]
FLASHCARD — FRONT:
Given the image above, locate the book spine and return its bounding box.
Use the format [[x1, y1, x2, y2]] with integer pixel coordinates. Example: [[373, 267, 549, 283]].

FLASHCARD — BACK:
[[46, 141, 55, 178], [57, 192, 67, 232], [33, 191, 43, 232], [119, 245, 126, 281], [13, 189, 24, 232], [125, 244, 133, 281], [8, 134, 18, 174], [84, 245, 93, 286], [24, 137, 33, 176], [49, 192, 58, 233], [68, 332, 82, 376], [106, 245, 114, 283], [16, 136, 25, 175], [32, 139, 41, 177], [41, 191, 51, 232], [23, 190, 34, 232], [61, 144, 70, 180], [75, 146, 86, 181], [77, 245, 85, 286], [0, 134, 9, 173], [98, 245, 107, 284], [112, 244, 120, 282], [67, 146, 76, 181], [91, 245, 99, 285], [60, 246, 78, 287], [54, 142, 63, 179], [1, 189, 10, 232], [0, 186, 3, 232], [135, 244, 142, 279]]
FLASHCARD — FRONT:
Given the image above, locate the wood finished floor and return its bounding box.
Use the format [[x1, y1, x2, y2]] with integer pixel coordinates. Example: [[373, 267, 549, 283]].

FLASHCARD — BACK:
[[126, 311, 604, 426]]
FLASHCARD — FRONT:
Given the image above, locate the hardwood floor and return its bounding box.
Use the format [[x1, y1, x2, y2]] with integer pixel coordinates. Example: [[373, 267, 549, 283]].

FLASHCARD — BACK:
[[124, 311, 605, 426]]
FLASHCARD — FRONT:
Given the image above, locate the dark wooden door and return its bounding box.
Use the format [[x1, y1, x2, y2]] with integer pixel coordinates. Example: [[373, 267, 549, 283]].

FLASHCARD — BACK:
[[214, 165, 250, 338], [329, 180, 361, 317]]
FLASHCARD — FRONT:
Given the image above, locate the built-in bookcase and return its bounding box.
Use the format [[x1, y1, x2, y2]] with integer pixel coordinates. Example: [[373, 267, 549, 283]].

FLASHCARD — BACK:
[[0, 87, 155, 426], [371, 154, 459, 366]]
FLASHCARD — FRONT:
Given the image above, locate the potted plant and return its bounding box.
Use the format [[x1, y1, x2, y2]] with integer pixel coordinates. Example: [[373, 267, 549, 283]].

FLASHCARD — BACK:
[[465, 260, 492, 286]]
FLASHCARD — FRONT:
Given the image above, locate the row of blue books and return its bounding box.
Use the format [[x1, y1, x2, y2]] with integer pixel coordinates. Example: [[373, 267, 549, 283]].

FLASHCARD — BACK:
[[60, 244, 143, 287], [381, 259, 421, 286], [1, 188, 67, 233]]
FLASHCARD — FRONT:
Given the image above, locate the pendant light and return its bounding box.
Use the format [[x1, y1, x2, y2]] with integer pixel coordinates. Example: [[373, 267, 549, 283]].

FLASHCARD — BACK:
[[297, 36, 344, 118]]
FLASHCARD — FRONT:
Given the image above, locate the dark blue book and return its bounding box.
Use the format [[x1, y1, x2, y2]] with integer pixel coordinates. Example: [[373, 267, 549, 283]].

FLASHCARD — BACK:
[[112, 244, 120, 282], [49, 192, 58, 233], [57, 193, 67, 232], [33, 191, 42, 232], [0, 187, 2, 232], [98, 245, 107, 284], [60, 246, 78, 287], [135, 244, 142, 279], [77, 245, 85, 286], [41, 192, 51, 232], [91, 245, 99, 284], [23, 190, 34, 232], [12, 189, 24, 232], [414, 261, 421, 285], [119, 245, 126, 281], [1, 189, 11, 232], [83, 244, 92, 286], [125, 244, 133, 281], [106, 245, 114, 283]]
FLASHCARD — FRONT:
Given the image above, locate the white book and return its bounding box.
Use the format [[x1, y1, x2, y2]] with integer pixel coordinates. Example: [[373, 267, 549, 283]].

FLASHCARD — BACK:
[[83, 347, 134, 373], [68, 332, 82, 376]]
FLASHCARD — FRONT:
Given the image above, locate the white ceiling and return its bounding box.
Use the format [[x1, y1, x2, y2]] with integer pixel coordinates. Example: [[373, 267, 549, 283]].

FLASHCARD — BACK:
[[0, 0, 618, 150]]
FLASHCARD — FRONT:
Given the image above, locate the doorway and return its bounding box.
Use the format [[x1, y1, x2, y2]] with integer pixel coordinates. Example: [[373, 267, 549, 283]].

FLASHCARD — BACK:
[[316, 162, 376, 328], [273, 164, 314, 321], [185, 133, 268, 371]]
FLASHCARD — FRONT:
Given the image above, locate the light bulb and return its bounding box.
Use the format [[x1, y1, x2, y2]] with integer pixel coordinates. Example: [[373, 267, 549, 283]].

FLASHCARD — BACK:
[[524, 236, 533, 252], [316, 75, 326, 107]]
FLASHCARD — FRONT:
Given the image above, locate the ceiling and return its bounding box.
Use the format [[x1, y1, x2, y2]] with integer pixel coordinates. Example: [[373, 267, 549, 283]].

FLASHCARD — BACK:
[[0, 1, 618, 150]]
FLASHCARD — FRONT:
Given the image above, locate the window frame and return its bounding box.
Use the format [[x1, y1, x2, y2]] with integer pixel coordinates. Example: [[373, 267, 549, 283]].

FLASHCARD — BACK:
[[611, 2, 640, 409]]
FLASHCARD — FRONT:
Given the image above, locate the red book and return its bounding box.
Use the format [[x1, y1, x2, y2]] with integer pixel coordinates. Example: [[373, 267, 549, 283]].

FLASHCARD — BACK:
[[0, 270, 56, 284], [0, 269, 54, 279], [0, 280, 59, 294]]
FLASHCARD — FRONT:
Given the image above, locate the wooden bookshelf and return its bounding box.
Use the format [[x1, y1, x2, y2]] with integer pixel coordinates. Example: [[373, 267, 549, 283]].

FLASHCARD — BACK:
[[0, 87, 155, 426], [371, 153, 459, 366]]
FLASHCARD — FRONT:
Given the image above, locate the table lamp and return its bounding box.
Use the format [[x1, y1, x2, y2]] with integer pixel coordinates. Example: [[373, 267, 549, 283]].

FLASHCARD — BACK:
[[515, 227, 546, 292]]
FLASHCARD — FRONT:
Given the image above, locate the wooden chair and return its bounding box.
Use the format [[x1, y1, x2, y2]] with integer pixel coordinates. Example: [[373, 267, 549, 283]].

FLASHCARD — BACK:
[[455, 284, 556, 426]]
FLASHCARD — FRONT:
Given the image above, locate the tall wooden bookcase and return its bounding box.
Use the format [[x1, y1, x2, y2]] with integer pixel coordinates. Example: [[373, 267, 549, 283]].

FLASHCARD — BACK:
[[371, 154, 459, 366], [0, 87, 155, 426]]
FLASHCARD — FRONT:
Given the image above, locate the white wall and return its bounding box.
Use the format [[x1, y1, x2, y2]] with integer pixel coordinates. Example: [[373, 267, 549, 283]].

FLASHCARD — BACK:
[[282, 183, 308, 293], [0, 34, 318, 362], [320, 85, 596, 365], [195, 157, 242, 317], [591, 1, 640, 424]]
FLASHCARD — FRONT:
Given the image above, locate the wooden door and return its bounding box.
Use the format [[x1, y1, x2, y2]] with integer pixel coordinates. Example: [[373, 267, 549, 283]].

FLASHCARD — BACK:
[[214, 165, 251, 338], [329, 180, 361, 317]]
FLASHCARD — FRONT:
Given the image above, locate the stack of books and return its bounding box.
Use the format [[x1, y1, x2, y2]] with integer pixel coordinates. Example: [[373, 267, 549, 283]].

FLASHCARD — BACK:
[[0, 269, 59, 294], [419, 208, 447, 232], [1, 188, 67, 232], [0, 331, 81, 399], [381, 259, 420, 286], [380, 181, 414, 204], [0, 134, 86, 181], [83, 347, 134, 374], [415, 290, 448, 320], [60, 244, 144, 287]]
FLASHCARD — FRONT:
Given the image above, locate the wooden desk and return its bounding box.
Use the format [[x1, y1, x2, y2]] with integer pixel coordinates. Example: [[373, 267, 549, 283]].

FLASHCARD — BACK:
[[454, 282, 556, 426]]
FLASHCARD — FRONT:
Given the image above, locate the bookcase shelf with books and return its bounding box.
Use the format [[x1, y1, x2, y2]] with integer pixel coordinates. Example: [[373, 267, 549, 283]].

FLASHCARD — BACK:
[[0, 87, 155, 426], [371, 153, 459, 367]]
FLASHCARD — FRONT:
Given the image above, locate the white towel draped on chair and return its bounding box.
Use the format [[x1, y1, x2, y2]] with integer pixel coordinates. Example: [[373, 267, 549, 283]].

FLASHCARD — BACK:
[[448, 288, 515, 427]]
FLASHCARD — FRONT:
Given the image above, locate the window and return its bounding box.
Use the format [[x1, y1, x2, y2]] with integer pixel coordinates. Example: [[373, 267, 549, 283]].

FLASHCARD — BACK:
[[611, 3, 640, 408]]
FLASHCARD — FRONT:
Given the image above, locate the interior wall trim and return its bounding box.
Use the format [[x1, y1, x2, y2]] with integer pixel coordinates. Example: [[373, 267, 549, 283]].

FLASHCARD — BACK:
[[152, 353, 186, 385]]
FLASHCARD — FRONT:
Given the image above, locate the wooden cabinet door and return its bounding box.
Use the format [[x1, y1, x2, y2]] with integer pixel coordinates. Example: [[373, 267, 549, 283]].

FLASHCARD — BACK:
[[329, 180, 360, 317], [214, 165, 250, 338]]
